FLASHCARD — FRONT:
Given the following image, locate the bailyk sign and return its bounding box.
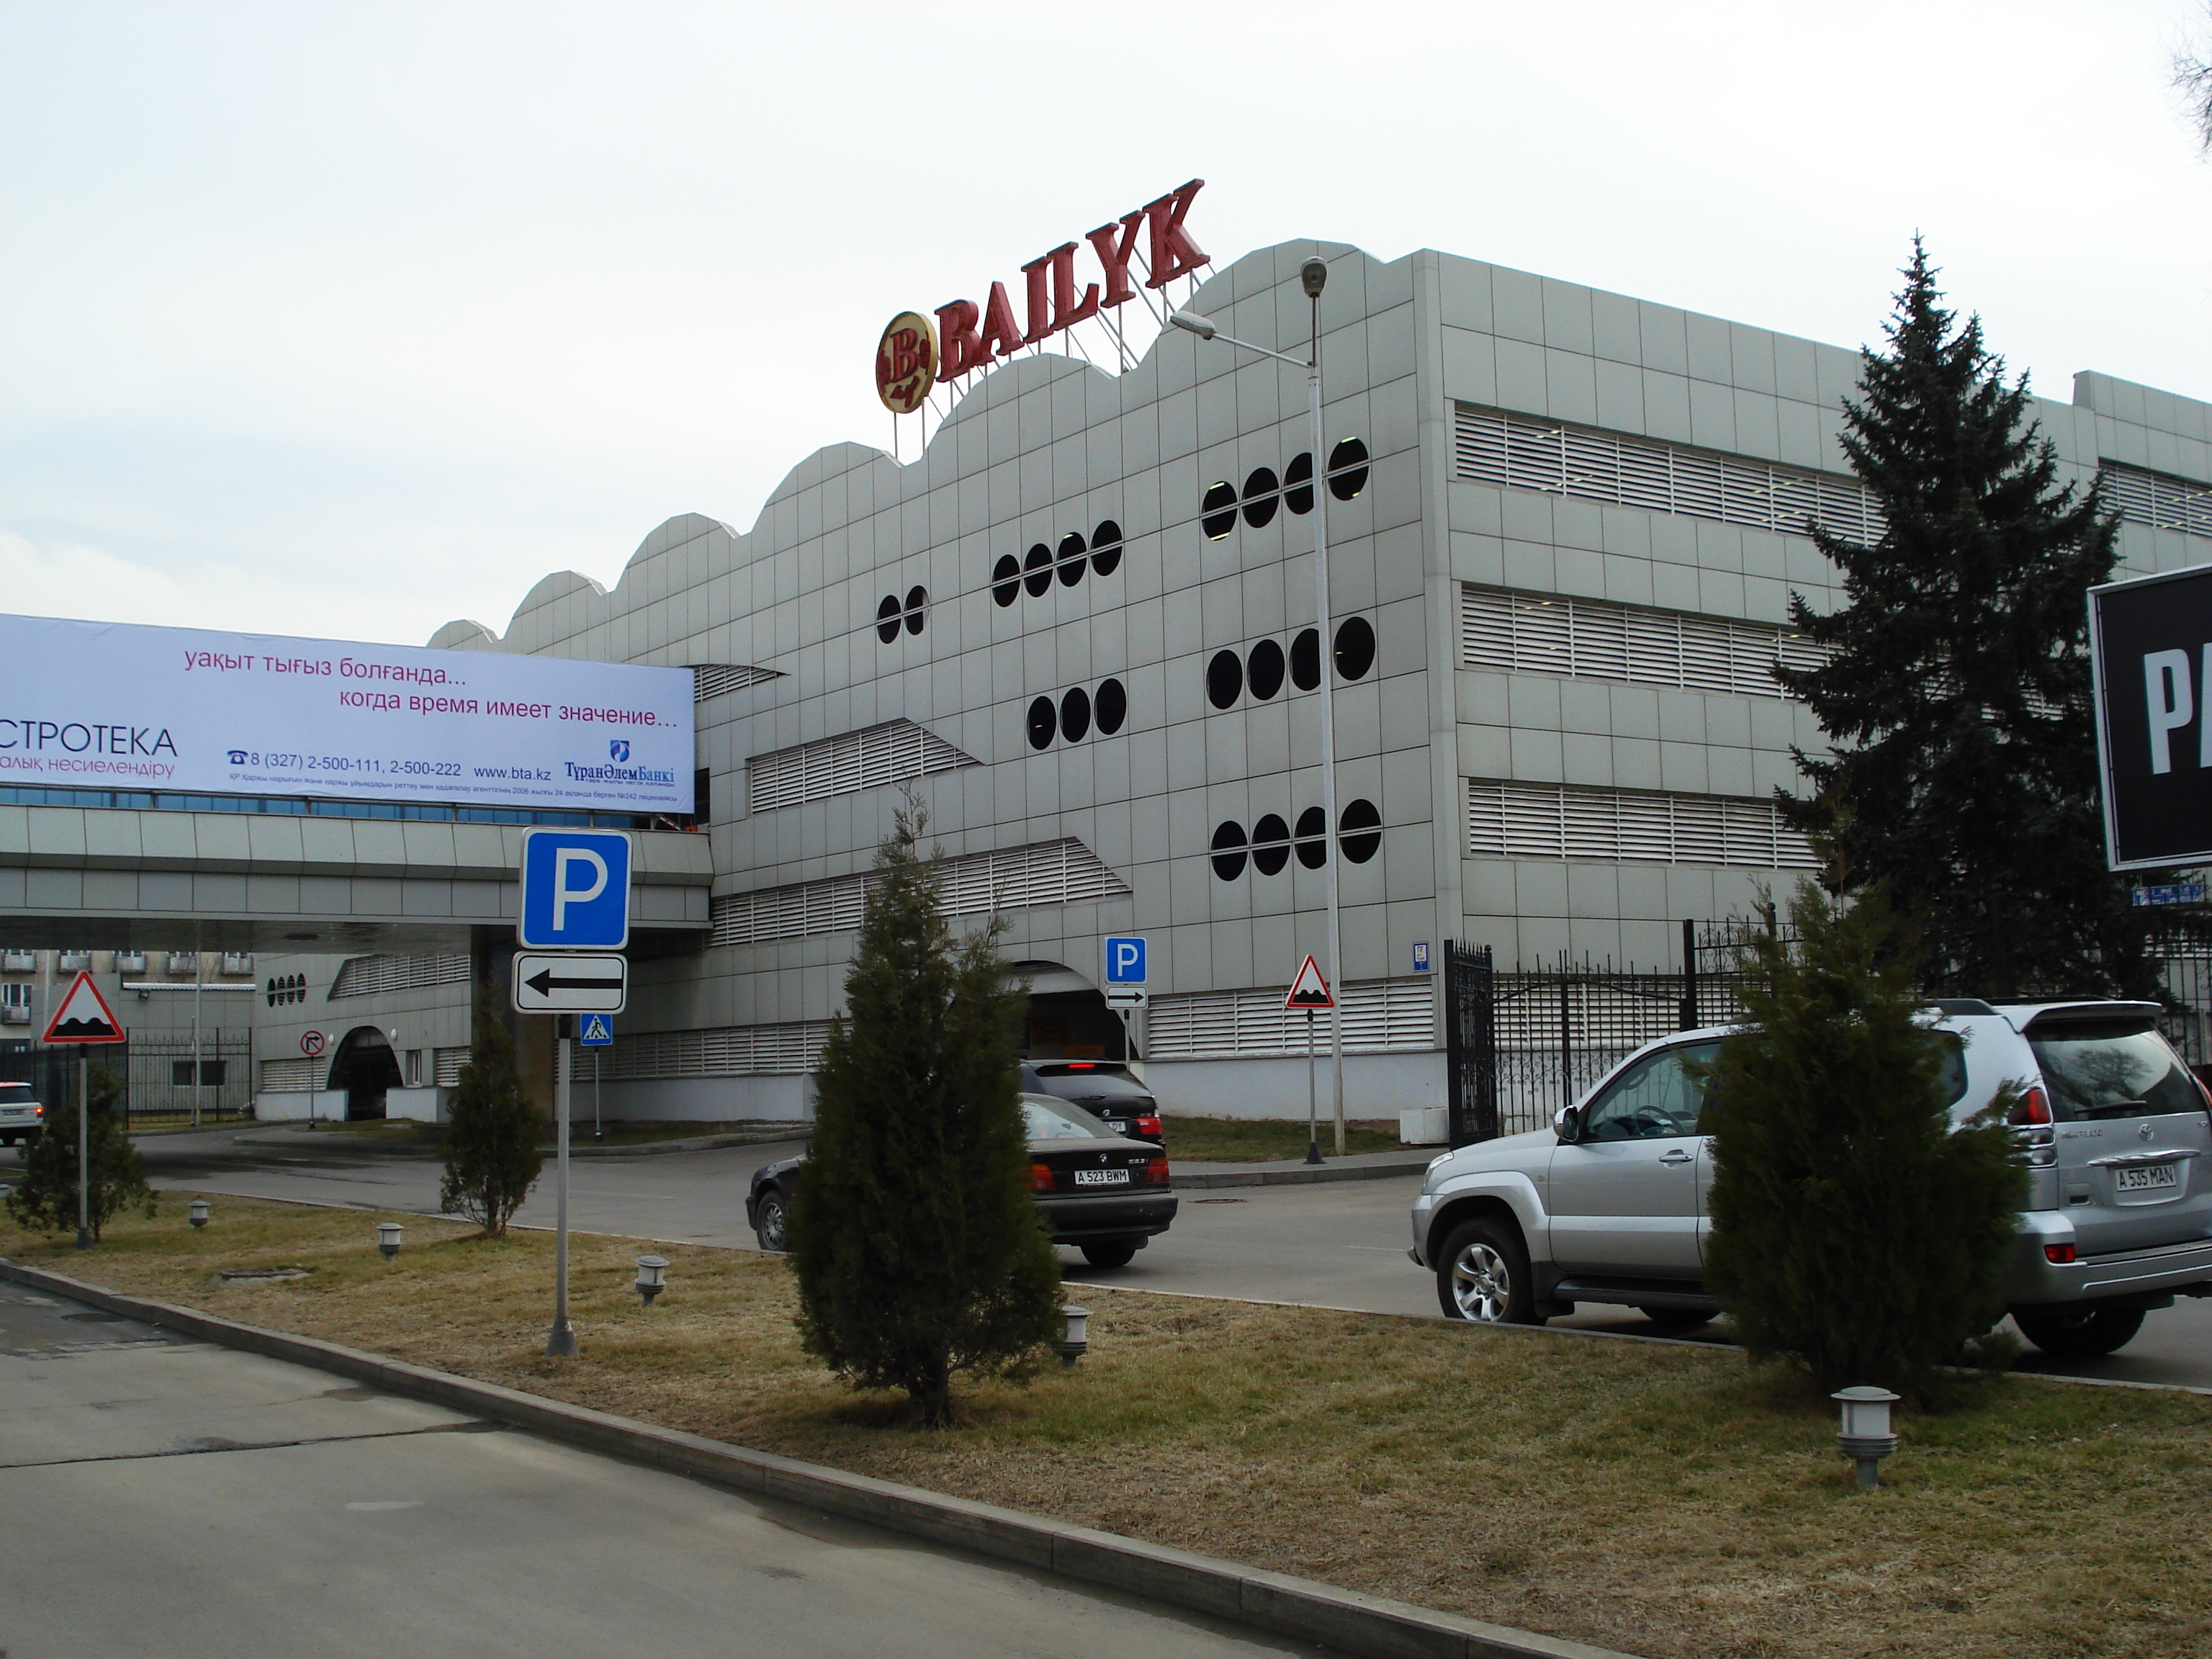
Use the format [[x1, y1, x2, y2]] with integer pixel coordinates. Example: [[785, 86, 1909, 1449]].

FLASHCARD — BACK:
[[874, 179, 1211, 415]]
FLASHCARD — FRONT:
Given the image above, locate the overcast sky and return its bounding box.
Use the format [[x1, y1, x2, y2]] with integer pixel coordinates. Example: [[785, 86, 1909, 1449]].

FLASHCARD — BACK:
[[3, 1, 2208, 648]]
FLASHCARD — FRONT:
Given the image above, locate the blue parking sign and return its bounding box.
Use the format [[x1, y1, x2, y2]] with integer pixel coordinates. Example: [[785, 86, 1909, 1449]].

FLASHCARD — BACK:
[[1103, 935, 1147, 984], [518, 827, 633, 949]]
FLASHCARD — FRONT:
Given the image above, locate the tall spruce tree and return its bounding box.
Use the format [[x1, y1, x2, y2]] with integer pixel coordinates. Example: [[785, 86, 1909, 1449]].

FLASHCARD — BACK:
[[790, 801, 1061, 1427], [439, 986, 543, 1236], [1778, 242, 2140, 997]]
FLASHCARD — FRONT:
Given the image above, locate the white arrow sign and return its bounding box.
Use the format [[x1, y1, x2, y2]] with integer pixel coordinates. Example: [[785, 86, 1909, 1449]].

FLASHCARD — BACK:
[[1103, 986, 1149, 1009], [511, 953, 629, 1014]]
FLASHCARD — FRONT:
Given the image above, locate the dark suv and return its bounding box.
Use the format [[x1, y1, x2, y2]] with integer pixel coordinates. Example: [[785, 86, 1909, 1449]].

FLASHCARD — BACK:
[[1020, 1061, 1164, 1149]]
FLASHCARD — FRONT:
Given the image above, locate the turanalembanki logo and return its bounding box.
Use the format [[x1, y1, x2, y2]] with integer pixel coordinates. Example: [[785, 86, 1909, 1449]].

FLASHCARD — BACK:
[[609, 739, 631, 763]]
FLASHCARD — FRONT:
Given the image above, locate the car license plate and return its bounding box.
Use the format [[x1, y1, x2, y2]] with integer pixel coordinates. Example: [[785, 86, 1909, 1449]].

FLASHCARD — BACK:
[[1072, 1168, 1130, 1187], [2115, 1163, 2180, 1192]]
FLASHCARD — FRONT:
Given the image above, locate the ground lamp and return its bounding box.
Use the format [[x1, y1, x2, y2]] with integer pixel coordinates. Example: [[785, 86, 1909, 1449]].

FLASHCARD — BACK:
[[188, 1199, 210, 1230], [377, 1222, 403, 1261], [1170, 256, 1347, 1155], [634, 1255, 669, 1308], [1058, 1305, 1090, 1370], [1833, 1386, 1899, 1488]]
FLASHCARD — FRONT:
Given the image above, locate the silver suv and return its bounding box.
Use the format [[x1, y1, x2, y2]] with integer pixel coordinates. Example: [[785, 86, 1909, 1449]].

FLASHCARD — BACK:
[[1409, 1000, 2212, 1357]]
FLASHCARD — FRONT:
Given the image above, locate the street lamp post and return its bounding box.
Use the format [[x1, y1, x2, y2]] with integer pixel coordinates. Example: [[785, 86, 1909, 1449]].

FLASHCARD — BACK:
[[1172, 257, 1346, 1154]]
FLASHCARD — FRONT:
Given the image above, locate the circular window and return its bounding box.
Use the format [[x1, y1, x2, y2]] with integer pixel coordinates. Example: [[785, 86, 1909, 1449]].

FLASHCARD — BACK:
[[1295, 805, 1329, 869], [1328, 436, 1370, 501], [1056, 531, 1087, 587], [1246, 637, 1285, 701], [1290, 627, 1321, 691], [1241, 466, 1280, 529], [1339, 799, 1382, 864], [1023, 542, 1053, 597], [1334, 616, 1375, 680], [1251, 812, 1291, 876], [1026, 696, 1056, 751], [992, 554, 1021, 607], [876, 595, 902, 644], [1091, 519, 1123, 577], [1094, 676, 1128, 735], [1210, 820, 1249, 881], [904, 585, 927, 635], [1059, 685, 1092, 743], [1205, 649, 1244, 710], [1201, 482, 1238, 540], [1283, 451, 1315, 516]]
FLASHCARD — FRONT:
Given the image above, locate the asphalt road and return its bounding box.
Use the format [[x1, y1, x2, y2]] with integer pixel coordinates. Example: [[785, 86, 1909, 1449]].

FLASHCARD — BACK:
[[0, 1282, 1321, 1659], [96, 1125, 2212, 1391]]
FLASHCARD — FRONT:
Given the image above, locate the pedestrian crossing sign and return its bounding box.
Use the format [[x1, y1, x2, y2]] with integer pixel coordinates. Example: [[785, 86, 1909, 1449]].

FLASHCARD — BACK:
[[580, 1014, 614, 1048]]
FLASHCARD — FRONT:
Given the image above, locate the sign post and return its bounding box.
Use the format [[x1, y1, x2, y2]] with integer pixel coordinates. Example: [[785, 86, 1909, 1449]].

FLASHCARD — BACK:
[[1102, 936, 1148, 1071], [42, 971, 127, 1250], [1285, 956, 1336, 1163], [516, 827, 633, 1358], [580, 1015, 613, 1145]]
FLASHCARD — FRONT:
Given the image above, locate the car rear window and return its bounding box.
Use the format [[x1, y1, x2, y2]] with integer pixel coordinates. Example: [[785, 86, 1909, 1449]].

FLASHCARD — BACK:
[[0, 1083, 30, 1099], [2027, 1021, 2203, 1121], [1033, 1064, 1153, 1101], [1020, 1095, 1122, 1141]]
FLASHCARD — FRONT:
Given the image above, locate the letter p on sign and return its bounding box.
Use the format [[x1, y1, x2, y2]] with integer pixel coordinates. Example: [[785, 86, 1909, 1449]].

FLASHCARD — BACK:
[[518, 828, 632, 949]]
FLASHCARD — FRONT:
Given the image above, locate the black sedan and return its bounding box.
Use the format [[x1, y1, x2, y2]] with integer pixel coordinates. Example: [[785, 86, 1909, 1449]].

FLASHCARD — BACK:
[[1020, 1060, 1164, 1148], [746, 1092, 1177, 1269]]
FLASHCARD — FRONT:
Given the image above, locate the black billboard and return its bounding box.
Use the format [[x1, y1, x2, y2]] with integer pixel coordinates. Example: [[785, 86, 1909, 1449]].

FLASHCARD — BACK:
[[2091, 563, 2212, 870]]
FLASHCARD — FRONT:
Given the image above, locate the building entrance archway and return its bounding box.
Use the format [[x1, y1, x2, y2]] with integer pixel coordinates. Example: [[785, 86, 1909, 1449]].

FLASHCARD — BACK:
[[1012, 961, 1131, 1062], [325, 1026, 403, 1121]]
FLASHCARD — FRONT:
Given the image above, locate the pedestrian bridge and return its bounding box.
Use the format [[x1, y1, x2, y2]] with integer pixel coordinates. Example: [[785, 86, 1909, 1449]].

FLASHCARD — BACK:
[[0, 802, 714, 952]]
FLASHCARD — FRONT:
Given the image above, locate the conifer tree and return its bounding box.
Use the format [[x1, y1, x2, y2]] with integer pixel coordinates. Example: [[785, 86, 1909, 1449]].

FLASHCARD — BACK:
[[6, 1064, 153, 1241], [439, 986, 543, 1236], [1699, 878, 2026, 1397], [790, 801, 1061, 1426], [1778, 243, 2141, 997]]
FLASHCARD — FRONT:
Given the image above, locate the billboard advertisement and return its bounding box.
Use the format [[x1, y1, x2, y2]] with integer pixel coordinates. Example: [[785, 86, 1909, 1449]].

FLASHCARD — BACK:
[[0, 613, 695, 814], [2090, 563, 2212, 870]]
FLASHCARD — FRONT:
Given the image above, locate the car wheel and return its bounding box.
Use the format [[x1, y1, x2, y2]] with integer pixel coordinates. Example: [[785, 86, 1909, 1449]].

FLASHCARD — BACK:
[[2013, 1305, 2146, 1358], [752, 1188, 790, 1253], [1635, 1306, 1712, 1331], [1436, 1217, 1542, 1325], [1079, 1240, 1138, 1269]]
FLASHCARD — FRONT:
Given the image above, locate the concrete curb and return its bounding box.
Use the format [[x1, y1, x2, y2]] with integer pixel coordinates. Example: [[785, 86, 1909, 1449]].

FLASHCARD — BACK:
[[219, 1125, 804, 1159], [1172, 1156, 1433, 1190], [0, 1255, 1640, 1659]]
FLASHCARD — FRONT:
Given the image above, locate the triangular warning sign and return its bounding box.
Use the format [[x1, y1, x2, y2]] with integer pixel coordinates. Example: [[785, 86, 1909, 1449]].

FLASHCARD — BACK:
[[44, 970, 126, 1044], [1285, 954, 1335, 1010]]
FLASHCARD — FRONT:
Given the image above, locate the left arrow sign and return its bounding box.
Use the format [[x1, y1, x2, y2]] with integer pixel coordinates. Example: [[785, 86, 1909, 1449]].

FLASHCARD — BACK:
[[511, 952, 628, 1015]]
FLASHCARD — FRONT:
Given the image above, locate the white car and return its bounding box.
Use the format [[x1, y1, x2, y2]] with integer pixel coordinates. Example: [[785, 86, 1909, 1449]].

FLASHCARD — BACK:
[[1409, 1000, 2212, 1357], [0, 1081, 45, 1148]]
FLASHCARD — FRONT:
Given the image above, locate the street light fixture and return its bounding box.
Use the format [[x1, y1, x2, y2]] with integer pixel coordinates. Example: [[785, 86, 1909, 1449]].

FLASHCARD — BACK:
[[1169, 255, 1347, 1154]]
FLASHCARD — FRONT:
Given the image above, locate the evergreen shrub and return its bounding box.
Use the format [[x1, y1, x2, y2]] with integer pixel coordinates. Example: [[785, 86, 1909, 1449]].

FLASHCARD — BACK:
[[5, 1063, 153, 1241], [440, 988, 543, 1236]]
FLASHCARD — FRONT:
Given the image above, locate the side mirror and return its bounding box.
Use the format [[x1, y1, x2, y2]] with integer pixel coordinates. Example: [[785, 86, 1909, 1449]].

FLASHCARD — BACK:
[[1554, 1105, 1581, 1143]]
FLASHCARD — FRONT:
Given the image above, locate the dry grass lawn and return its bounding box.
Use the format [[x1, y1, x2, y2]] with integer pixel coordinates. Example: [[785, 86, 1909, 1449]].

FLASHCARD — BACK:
[[1162, 1114, 1406, 1161], [10, 1194, 2212, 1659]]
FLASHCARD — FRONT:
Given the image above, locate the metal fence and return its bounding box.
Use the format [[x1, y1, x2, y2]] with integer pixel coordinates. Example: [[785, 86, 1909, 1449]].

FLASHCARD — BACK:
[[0, 1031, 254, 1128]]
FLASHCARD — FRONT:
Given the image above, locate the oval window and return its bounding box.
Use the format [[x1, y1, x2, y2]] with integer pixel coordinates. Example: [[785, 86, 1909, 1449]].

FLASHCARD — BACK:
[[1241, 466, 1280, 529], [1339, 798, 1382, 865], [1295, 805, 1329, 869], [1201, 482, 1238, 540], [1334, 616, 1375, 680], [1251, 812, 1291, 876], [1290, 627, 1321, 691], [992, 553, 1021, 607], [1059, 685, 1092, 743], [1091, 519, 1123, 577], [1246, 637, 1285, 701], [1026, 696, 1057, 751], [1327, 436, 1369, 501], [1023, 542, 1053, 597], [876, 595, 902, 644], [1205, 649, 1244, 710], [1056, 531, 1087, 587], [1210, 820, 1249, 881], [1283, 451, 1315, 516], [904, 585, 927, 635], [1094, 676, 1128, 735]]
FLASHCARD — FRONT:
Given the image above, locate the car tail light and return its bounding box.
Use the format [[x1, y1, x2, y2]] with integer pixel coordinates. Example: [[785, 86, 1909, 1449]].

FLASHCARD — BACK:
[[1143, 1156, 1171, 1185], [2009, 1087, 2052, 1126], [1028, 1162, 1056, 1193], [2010, 1086, 2057, 1165], [2045, 1243, 2077, 1264], [1136, 1115, 1163, 1139]]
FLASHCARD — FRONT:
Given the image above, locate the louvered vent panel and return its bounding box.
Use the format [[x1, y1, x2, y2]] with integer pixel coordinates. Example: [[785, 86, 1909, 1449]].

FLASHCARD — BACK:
[[1453, 403, 1884, 544], [1148, 977, 1436, 1059], [691, 664, 781, 702], [433, 1047, 472, 1087], [597, 1020, 836, 1080], [1467, 779, 1817, 870], [2101, 463, 2212, 539], [259, 1058, 316, 1092], [711, 838, 1132, 946], [1460, 585, 1820, 701], [748, 719, 979, 814], [330, 954, 472, 999]]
